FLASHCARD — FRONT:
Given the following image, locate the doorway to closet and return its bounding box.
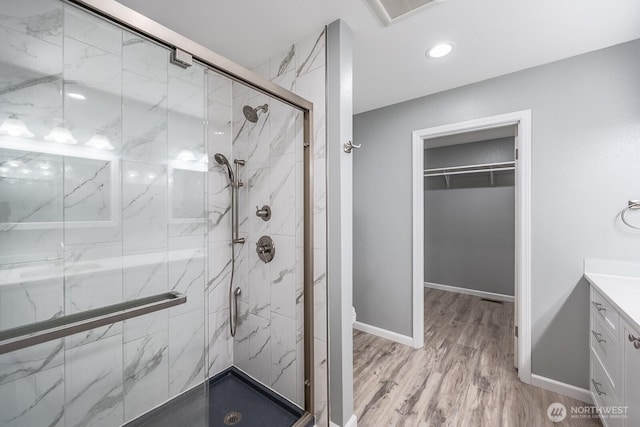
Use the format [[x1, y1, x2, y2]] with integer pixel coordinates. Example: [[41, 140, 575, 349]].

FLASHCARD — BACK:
[[423, 126, 517, 366], [411, 111, 532, 384]]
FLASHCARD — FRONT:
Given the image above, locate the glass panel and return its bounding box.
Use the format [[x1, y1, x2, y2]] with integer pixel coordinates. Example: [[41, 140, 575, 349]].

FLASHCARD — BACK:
[[0, 2, 208, 426], [0, 1, 308, 426]]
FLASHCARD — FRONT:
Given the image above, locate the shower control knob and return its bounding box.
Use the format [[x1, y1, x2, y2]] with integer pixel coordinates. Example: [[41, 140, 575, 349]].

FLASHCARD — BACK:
[[256, 205, 271, 221], [256, 236, 275, 263]]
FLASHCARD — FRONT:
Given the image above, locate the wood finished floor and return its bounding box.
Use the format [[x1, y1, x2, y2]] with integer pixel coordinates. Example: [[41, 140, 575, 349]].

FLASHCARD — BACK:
[[353, 288, 601, 427]]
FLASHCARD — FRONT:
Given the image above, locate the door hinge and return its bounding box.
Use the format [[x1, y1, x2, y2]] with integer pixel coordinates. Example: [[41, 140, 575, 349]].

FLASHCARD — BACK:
[[515, 148, 519, 160], [515, 326, 518, 337]]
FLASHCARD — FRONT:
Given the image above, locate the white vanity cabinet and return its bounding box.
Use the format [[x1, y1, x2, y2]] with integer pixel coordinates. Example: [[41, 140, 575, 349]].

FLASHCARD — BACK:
[[587, 277, 640, 427]]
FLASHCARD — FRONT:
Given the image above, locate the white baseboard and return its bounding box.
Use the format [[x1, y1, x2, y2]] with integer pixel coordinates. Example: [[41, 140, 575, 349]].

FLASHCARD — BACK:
[[424, 282, 515, 303], [530, 374, 593, 404], [353, 321, 413, 347], [330, 414, 357, 427]]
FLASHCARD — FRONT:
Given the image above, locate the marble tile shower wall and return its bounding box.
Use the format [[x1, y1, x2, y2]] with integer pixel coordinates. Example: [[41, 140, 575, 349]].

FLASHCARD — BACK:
[[0, 2, 211, 425], [243, 28, 328, 426]]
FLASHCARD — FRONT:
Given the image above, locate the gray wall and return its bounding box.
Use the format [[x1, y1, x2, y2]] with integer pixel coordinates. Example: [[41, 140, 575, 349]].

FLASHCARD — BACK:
[[425, 138, 515, 296], [353, 39, 640, 388]]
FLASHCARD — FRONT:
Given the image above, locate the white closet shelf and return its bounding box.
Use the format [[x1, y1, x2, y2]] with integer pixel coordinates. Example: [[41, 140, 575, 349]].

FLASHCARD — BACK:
[[423, 160, 515, 177]]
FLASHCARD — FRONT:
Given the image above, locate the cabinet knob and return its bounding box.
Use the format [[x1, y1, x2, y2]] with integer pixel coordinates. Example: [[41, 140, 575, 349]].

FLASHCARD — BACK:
[[591, 301, 606, 312]]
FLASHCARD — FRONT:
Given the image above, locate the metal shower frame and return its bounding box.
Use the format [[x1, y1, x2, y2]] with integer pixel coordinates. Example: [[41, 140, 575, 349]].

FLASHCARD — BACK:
[[65, 1, 315, 424]]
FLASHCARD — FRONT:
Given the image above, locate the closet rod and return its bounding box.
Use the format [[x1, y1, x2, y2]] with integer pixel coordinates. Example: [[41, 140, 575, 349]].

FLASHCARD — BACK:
[[423, 160, 515, 174], [424, 166, 515, 177]]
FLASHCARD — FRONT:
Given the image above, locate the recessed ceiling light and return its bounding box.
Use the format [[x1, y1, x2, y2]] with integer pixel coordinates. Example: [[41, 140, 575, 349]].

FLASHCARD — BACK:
[[426, 42, 454, 59]]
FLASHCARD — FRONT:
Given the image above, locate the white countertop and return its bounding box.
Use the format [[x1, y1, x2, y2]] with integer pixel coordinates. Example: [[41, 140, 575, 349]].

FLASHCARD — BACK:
[[584, 259, 640, 332]]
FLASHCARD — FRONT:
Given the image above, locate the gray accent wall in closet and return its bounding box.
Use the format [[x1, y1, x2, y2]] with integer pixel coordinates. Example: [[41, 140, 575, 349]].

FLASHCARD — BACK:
[[424, 138, 515, 297]]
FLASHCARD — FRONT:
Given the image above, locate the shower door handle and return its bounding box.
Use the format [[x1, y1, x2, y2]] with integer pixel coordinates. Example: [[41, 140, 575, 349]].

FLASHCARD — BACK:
[[344, 140, 361, 153], [0, 292, 186, 355]]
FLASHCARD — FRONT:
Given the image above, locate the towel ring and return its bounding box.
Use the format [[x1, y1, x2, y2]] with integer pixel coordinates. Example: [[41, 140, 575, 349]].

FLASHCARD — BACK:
[[621, 200, 640, 230]]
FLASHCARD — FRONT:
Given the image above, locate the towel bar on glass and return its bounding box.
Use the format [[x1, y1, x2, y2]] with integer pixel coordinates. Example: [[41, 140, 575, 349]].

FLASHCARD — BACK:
[[0, 291, 186, 355]]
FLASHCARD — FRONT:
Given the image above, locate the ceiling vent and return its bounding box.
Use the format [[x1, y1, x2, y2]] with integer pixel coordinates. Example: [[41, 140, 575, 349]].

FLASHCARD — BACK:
[[366, 0, 442, 26]]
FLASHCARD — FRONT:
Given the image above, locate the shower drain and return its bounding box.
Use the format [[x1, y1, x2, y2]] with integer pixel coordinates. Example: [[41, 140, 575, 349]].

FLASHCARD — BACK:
[[224, 411, 242, 425]]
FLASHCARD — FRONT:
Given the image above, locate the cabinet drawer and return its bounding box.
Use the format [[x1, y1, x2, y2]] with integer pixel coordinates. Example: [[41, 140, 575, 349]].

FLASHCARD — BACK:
[[591, 311, 619, 391], [591, 352, 620, 427], [591, 287, 618, 334]]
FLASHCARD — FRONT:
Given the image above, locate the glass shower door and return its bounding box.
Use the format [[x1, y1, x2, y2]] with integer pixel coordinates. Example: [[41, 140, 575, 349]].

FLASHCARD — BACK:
[[0, 2, 209, 426]]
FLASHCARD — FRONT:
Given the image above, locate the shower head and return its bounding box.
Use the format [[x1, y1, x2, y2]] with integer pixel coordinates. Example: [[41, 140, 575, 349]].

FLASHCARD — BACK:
[[214, 153, 234, 182], [242, 104, 269, 123]]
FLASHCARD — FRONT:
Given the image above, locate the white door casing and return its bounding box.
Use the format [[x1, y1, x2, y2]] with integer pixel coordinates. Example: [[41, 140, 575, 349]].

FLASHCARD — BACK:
[[411, 110, 532, 384]]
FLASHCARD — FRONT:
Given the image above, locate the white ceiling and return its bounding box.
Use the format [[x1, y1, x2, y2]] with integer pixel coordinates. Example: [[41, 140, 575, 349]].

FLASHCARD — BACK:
[[116, 0, 640, 114]]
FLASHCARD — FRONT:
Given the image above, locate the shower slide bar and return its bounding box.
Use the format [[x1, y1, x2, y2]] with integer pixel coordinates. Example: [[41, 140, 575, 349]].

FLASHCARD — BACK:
[[0, 291, 186, 355]]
